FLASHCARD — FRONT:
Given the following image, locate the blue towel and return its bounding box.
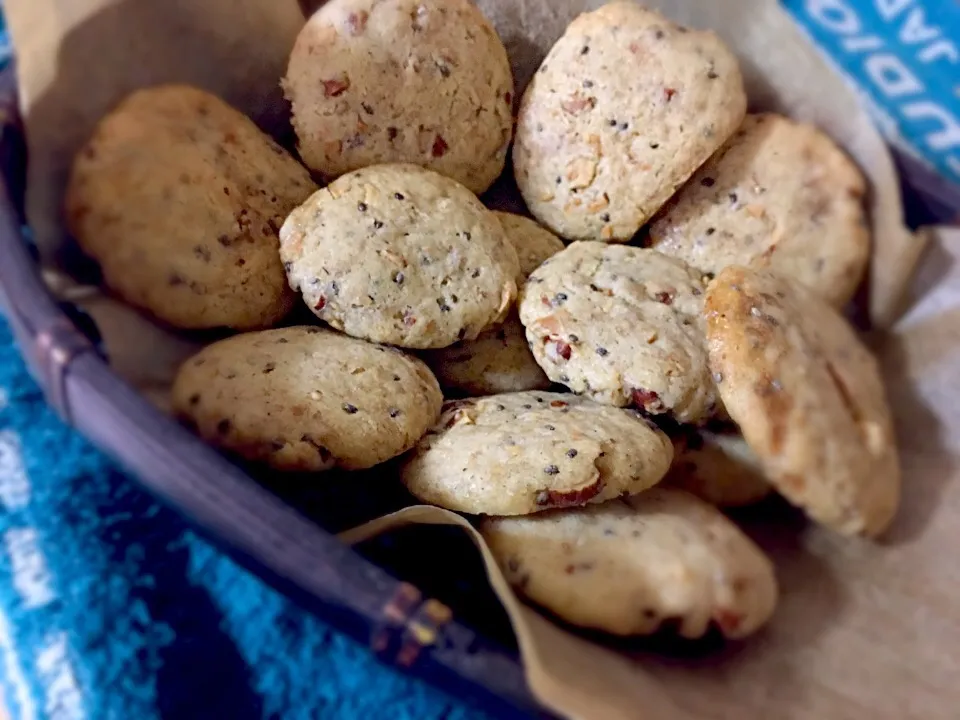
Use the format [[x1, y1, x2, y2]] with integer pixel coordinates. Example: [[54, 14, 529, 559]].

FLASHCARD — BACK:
[[0, 314, 486, 720]]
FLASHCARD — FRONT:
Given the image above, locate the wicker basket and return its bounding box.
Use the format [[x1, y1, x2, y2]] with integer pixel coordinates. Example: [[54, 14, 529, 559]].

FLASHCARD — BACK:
[[0, 63, 548, 719]]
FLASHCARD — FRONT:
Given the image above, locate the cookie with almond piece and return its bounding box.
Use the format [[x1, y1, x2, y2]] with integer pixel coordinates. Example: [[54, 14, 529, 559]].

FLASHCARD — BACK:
[[518, 242, 718, 424], [647, 113, 869, 308], [513, 1, 746, 242], [704, 266, 900, 536], [481, 488, 778, 639], [400, 391, 673, 515]]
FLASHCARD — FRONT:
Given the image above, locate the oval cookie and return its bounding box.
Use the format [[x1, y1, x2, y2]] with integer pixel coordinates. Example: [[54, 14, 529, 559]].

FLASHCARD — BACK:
[[422, 212, 564, 395], [513, 2, 746, 242], [481, 488, 778, 639], [172, 326, 442, 471], [705, 266, 900, 536], [665, 427, 771, 508], [647, 113, 869, 308], [284, 0, 513, 194], [400, 391, 673, 515], [66, 84, 316, 330], [280, 164, 519, 349], [518, 243, 718, 424]]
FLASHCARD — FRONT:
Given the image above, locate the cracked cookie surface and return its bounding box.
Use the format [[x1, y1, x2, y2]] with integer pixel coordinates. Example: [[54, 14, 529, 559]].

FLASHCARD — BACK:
[[400, 391, 673, 515], [172, 326, 442, 471], [705, 266, 900, 536], [648, 113, 869, 308], [518, 242, 718, 424], [481, 488, 778, 638], [284, 0, 513, 194], [513, 1, 745, 242], [66, 84, 316, 330], [280, 164, 519, 349]]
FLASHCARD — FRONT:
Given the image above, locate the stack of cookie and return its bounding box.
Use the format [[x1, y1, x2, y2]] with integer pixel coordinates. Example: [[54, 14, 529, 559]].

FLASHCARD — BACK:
[[63, 0, 899, 644]]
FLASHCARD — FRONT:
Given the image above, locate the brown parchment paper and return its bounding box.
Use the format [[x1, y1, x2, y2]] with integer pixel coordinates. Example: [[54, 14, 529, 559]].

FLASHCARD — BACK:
[[5, 0, 958, 718]]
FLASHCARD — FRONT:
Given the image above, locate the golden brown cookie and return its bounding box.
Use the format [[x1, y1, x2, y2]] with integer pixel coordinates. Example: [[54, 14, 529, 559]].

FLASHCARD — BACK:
[[518, 242, 718, 424], [422, 212, 563, 395], [284, 0, 514, 194], [172, 326, 442, 471], [400, 392, 673, 515], [279, 164, 519, 349], [65, 84, 316, 330], [481, 488, 778, 638], [513, 2, 746, 242], [647, 113, 869, 308], [705, 266, 900, 536], [664, 427, 772, 508]]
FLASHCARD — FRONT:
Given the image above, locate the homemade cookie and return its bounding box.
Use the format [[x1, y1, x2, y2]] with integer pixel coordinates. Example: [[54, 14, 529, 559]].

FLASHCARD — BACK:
[[493, 212, 566, 278], [665, 427, 771, 508], [481, 488, 778, 639], [518, 243, 718, 424], [513, 2, 746, 242], [705, 266, 900, 536], [284, 0, 513, 194], [400, 391, 673, 515], [65, 85, 316, 330], [172, 326, 442, 471], [280, 164, 519, 349], [647, 113, 869, 308], [422, 212, 563, 395]]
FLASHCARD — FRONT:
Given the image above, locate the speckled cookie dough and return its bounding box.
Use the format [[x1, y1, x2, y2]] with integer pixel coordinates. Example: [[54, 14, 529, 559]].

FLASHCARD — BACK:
[[513, 2, 746, 242], [518, 242, 718, 424], [647, 113, 869, 308], [493, 212, 566, 278], [664, 426, 771, 508], [705, 266, 900, 537], [171, 326, 442, 471], [280, 164, 520, 349], [284, 0, 514, 194], [400, 391, 673, 515], [65, 84, 316, 330], [422, 212, 563, 395], [481, 488, 778, 639]]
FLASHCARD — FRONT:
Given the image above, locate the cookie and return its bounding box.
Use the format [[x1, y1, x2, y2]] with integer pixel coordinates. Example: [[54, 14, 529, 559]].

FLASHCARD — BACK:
[[284, 0, 513, 194], [664, 427, 771, 508], [400, 391, 673, 515], [171, 326, 442, 471], [705, 266, 900, 536], [493, 212, 566, 278], [513, 2, 746, 242], [422, 212, 563, 395], [65, 84, 316, 330], [280, 164, 520, 349], [518, 242, 718, 424], [481, 488, 778, 639], [647, 113, 869, 308]]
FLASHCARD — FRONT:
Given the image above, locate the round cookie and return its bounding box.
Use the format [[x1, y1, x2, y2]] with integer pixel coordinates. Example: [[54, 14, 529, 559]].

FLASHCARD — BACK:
[[513, 2, 746, 242], [171, 326, 442, 471], [481, 488, 778, 639], [518, 242, 718, 424], [280, 164, 519, 349], [284, 0, 513, 194], [65, 84, 316, 330], [705, 266, 900, 536], [400, 391, 673, 515], [422, 212, 563, 395], [647, 113, 869, 308], [664, 427, 772, 508]]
